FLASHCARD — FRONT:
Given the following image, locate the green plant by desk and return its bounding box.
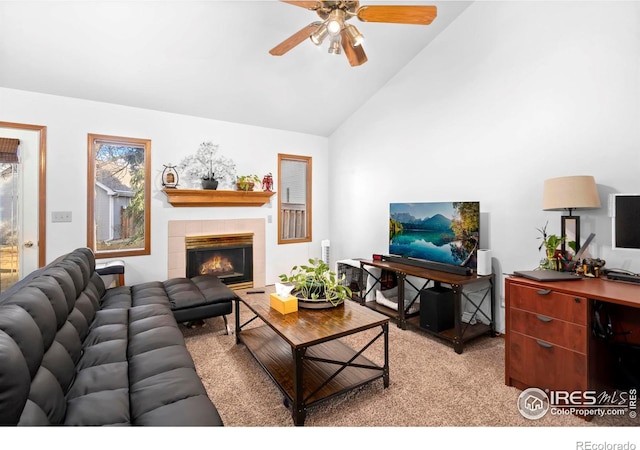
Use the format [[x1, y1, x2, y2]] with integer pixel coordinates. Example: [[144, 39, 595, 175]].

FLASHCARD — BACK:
[[537, 221, 565, 270]]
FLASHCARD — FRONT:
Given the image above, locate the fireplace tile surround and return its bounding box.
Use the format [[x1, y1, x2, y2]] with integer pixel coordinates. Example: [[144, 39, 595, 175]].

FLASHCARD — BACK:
[[168, 219, 266, 287]]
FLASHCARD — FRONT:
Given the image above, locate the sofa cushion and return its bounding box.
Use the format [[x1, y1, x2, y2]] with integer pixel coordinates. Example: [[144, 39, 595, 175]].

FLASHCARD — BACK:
[[130, 282, 171, 307], [64, 387, 130, 425], [100, 286, 133, 310], [127, 301, 223, 425], [26, 365, 67, 424], [0, 329, 31, 425], [62, 296, 131, 425], [0, 304, 44, 379], [134, 394, 222, 426], [165, 275, 237, 311]]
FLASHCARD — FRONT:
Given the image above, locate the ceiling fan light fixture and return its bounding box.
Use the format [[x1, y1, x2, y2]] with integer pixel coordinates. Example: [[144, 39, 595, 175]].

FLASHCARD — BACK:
[[326, 9, 345, 36], [328, 37, 342, 55], [310, 23, 329, 45], [345, 24, 364, 47], [327, 19, 342, 36], [273, 2, 439, 66]]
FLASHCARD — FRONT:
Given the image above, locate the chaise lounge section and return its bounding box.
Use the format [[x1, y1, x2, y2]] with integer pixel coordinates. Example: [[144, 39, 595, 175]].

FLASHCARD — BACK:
[[0, 247, 232, 426]]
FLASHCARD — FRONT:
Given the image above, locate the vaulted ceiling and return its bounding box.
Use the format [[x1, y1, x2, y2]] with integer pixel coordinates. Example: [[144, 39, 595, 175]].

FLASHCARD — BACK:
[[0, 1, 472, 136]]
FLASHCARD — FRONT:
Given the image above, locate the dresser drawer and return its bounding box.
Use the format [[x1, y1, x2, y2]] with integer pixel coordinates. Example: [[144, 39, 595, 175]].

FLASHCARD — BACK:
[[510, 308, 587, 353], [509, 284, 587, 325], [509, 331, 587, 392]]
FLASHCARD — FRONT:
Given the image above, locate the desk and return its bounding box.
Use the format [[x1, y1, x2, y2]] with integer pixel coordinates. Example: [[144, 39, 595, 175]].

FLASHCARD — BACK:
[[505, 275, 640, 396], [358, 259, 495, 354]]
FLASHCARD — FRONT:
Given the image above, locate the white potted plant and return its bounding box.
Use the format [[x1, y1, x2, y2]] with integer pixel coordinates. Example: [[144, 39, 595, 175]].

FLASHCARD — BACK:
[[178, 141, 237, 189]]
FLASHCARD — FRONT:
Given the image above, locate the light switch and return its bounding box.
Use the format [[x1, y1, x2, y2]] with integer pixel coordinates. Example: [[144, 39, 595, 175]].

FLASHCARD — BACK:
[[52, 211, 72, 223]]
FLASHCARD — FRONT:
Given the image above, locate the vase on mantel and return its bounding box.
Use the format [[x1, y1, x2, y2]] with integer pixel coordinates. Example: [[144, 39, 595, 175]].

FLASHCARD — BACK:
[[201, 172, 218, 190]]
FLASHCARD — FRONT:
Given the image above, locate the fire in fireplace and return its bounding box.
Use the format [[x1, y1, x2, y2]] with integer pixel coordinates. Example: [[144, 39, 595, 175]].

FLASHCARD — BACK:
[[200, 255, 234, 275], [185, 233, 253, 289]]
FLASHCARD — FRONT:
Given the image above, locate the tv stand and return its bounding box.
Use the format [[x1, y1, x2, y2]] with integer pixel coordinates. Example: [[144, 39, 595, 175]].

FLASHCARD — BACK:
[[382, 255, 472, 276], [358, 259, 495, 353]]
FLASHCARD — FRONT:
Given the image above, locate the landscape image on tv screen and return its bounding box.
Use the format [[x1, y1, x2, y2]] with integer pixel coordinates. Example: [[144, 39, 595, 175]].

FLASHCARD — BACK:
[[389, 202, 480, 269]]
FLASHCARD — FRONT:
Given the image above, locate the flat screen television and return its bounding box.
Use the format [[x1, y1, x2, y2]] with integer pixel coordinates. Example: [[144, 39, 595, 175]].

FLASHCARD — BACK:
[[611, 194, 640, 250], [389, 201, 480, 270]]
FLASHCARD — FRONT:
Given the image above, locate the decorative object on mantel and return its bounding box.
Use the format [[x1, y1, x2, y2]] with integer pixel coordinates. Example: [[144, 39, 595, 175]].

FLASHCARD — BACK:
[[201, 146, 218, 189], [262, 173, 273, 192], [278, 258, 352, 309], [177, 141, 236, 189], [236, 174, 261, 191], [162, 188, 275, 207], [161, 164, 179, 188], [201, 173, 218, 190]]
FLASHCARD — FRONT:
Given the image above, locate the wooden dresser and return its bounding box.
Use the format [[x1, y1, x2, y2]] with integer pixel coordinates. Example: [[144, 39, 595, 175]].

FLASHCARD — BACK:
[[505, 275, 640, 394]]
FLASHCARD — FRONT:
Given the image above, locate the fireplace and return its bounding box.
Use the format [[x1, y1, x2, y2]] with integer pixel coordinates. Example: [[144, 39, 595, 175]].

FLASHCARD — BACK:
[[185, 233, 253, 289]]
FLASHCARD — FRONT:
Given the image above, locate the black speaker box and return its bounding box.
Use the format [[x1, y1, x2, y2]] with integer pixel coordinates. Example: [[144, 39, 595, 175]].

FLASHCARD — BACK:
[[420, 286, 454, 332]]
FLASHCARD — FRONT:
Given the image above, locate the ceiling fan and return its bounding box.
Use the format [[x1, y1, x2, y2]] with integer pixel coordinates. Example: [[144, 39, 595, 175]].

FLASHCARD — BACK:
[[269, 1, 437, 67]]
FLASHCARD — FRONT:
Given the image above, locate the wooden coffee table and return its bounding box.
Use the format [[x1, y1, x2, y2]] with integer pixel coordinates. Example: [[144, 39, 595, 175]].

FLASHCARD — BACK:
[[234, 287, 389, 426]]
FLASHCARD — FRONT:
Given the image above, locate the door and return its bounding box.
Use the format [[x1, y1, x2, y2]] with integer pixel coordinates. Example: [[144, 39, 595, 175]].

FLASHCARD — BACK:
[[0, 122, 46, 292]]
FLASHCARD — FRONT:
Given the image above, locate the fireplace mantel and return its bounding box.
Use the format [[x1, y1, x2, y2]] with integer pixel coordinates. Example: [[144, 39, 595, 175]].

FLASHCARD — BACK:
[[162, 188, 275, 207]]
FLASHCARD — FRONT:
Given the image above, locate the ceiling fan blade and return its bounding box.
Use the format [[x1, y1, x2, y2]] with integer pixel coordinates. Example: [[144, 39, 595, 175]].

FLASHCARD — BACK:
[[340, 30, 368, 67], [356, 5, 437, 25], [279, 1, 321, 10], [269, 22, 321, 56]]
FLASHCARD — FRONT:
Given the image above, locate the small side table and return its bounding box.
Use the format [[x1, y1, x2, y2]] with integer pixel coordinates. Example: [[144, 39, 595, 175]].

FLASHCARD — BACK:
[[95, 260, 125, 287]]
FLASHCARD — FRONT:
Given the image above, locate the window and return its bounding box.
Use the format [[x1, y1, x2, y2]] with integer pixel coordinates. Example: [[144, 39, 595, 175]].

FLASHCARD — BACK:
[[87, 134, 150, 258], [278, 154, 312, 244]]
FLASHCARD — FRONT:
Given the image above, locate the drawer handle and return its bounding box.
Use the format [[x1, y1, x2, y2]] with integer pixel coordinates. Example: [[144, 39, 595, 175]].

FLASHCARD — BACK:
[[536, 339, 553, 349], [537, 289, 552, 295], [536, 314, 553, 323]]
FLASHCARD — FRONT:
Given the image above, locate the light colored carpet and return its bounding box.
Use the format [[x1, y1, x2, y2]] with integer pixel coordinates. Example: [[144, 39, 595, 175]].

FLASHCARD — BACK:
[[181, 305, 637, 429]]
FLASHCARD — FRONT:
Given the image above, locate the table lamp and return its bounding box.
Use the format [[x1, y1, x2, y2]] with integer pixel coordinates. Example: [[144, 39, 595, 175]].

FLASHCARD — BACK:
[[542, 175, 601, 253]]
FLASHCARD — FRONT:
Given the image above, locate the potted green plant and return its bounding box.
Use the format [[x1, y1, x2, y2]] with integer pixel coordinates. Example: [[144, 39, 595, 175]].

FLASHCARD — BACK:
[[236, 174, 260, 191], [279, 258, 352, 308], [537, 221, 566, 270]]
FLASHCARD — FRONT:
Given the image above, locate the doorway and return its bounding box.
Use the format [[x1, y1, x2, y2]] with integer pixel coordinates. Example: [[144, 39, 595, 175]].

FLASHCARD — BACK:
[[0, 121, 46, 292]]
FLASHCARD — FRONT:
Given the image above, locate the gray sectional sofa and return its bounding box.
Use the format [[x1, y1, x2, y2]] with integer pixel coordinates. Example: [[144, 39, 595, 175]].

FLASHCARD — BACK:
[[0, 247, 233, 426]]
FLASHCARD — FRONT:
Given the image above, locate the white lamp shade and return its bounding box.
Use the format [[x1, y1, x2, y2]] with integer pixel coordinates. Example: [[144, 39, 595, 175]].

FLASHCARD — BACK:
[[542, 175, 601, 211]]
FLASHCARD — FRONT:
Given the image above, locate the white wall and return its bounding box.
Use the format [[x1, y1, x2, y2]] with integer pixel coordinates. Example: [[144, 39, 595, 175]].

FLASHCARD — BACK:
[[0, 87, 330, 285], [328, 1, 640, 332]]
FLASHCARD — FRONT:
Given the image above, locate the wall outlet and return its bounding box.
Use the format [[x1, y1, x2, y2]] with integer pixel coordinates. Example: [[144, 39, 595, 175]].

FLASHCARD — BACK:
[[52, 211, 72, 223]]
